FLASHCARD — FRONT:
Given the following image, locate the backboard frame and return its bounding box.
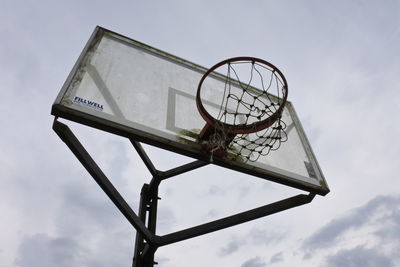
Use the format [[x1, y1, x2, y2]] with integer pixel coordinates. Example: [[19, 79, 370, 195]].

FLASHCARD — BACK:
[[51, 26, 329, 196]]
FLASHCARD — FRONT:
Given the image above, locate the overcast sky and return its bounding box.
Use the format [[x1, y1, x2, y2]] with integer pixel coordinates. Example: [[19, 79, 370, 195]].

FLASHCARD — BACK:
[[1, 1, 400, 267]]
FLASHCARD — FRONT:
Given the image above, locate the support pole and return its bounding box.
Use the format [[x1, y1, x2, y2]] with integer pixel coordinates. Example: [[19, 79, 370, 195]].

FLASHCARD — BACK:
[[132, 185, 149, 267], [53, 119, 316, 267], [132, 184, 159, 267]]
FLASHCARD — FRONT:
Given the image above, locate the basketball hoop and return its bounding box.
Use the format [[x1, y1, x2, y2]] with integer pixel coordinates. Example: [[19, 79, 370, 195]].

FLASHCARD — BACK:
[[196, 57, 288, 162]]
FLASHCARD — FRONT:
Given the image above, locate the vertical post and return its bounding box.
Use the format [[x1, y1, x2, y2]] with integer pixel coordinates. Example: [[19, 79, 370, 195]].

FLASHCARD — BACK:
[[145, 187, 158, 265], [132, 185, 148, 267], [132, 183, 159, 267]]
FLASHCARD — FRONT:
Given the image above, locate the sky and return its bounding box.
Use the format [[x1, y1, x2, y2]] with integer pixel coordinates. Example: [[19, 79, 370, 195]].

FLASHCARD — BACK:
[[1, 0, 400, 266]]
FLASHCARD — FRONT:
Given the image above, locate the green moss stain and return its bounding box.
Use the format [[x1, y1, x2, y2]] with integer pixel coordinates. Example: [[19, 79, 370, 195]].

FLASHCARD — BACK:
[[176, 128, 245, 163]]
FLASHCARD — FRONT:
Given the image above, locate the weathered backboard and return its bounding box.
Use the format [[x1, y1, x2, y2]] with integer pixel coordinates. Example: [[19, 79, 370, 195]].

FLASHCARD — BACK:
[[52, 27, 329, 195]]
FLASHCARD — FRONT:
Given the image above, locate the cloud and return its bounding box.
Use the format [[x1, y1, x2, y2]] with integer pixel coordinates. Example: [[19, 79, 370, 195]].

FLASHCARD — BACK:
[[9, 146, 136, 267], [303, 194, 400, 250], [241, 257, 266, 267], [14, 232, 133, 267], [215, 226, 286, 259], [218, 239, 242, 256], [269, 252, 284, 264], [206, 184, 226, 196], [15, 234, 86, 267], [157, 205, 177, 233], [214, 226, 286, 261], [15, 204, 136, 267], [324, 245, 395, 267], [55, 182, 125, 236], [373, 204, 400, 241], [3, 1, 400, 267], [301, 194, 400, 266], [248, 227, 286, 246]]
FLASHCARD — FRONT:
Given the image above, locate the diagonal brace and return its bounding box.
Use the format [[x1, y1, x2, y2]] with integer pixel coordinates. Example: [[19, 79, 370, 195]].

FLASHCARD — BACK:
[[53, 119, 158, 245], [158, 193, 315, 246], [130, 140, 159, 177], [130, 139, 209, 180], [130, 138, 209, 199]]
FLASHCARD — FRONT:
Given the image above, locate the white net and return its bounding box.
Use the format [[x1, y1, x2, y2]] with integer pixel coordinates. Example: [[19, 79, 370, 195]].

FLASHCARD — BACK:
[[199, 59, 288, 162]]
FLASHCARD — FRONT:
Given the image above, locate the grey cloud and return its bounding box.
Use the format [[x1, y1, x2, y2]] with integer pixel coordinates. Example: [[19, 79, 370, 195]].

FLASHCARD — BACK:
[[15, 234, 86, 267], [303, 213, 359, 250], [248, 227, 286, 246], [55, 182, 125, 236], [241, 257, 266, 267], [269, 252, 284, 264], [101, 139, 131, 180], [4, 1, 400, 267], [238, 185, 251, 198], [218, 239, 242, 256], [206, 184, 225, 196], [206, 208, 219, 218], [303, 252, 312, 260], [303, 194, 400, 250], [15, 233, 132, 267], [324, 246, 395, 267], [216, 227, 285, 258], [23, 168, 135, 267], [373, 204, 400, 241], [216, 227, 285, 259], [157, 206, 177, 233]]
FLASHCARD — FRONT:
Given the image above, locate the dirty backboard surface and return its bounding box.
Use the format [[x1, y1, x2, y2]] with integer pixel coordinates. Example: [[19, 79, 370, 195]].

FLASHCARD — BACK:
[[52, 27, 329, 195]]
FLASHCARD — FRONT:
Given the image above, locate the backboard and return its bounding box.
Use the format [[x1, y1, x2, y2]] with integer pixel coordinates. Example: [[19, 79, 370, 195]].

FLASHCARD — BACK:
[[52, 26, 329, 195]]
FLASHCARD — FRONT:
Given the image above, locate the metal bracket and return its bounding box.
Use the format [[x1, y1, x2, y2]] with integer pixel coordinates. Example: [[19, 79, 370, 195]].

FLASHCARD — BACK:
[[53, 119, 316, 267]]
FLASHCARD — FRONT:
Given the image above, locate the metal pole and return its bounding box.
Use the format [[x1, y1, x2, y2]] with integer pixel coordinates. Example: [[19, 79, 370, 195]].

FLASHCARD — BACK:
[[132, 184, 159, 267], [53, 119, 316, 266], [132, 185, 149, 267]]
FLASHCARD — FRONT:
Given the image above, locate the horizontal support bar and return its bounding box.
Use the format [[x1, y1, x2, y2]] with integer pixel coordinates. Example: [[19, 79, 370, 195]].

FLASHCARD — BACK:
[[159, 160, 209, 180], [146, 160, 209, 199], [158, 193, 315, 246]]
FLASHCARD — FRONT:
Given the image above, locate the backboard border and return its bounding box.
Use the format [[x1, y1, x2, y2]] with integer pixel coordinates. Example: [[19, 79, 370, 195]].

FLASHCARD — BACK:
[[51, 26, 330, 196]]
